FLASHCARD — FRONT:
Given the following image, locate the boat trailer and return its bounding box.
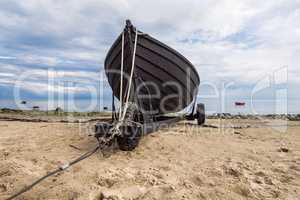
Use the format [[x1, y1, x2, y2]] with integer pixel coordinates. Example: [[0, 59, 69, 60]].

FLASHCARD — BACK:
[[95, 103, 205, 151], [95, 20, 205, 151]]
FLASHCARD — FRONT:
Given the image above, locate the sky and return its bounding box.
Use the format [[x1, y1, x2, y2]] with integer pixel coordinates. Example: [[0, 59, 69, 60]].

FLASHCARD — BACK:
[[0, 0, 299, 113]]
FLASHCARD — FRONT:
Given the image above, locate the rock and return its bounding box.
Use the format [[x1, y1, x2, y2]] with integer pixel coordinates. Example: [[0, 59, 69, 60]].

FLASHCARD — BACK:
[[182, 180, 193, 189], [207, 179, 216, 187], [191, 175, 204, 186], [280, 174, 294, 183], [224, 166, 242, 178], [233, 183, 251, 197], [100, 186, 147, 200], [0, 184, 7, 192], [289, 165, 300, 171], [141, 185, 175, 200], [264, 177, 274, 185], [0, 170, 10, 177], [253, 177, 263, 184], [97, 176, 116, 188], [270, 190, 280, 198], [255, 171, 266, 177], [3, 151, 9, 157], [99, 192, 120, 200], [278, 147, 289, 153]]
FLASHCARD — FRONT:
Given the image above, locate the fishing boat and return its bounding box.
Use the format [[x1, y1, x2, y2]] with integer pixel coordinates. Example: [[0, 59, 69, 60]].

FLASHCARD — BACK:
[[235, 102, 246, 106], [105, 20, 200, 115], [96, 20, 203, 151]]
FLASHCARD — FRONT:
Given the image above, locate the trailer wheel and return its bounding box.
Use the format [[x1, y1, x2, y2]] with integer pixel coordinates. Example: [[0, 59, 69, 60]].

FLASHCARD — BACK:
[[117, 135, 141, 151], [196, 103, 205, 126], [117, 124, 142, 151]]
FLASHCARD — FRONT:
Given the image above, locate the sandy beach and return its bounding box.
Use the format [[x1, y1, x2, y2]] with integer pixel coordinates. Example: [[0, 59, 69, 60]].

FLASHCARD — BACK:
[[0, 118, 300, 200]]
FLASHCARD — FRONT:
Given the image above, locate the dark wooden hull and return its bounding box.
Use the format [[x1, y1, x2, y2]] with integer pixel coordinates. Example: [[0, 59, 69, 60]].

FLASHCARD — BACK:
[[105, 21, 200, 114]]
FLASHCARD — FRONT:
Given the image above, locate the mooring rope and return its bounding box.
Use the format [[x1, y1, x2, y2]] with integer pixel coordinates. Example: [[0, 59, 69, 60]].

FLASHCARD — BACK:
[[5, 145, 100, 200], [121, 29, 138, 122], [119, 32, 125, 119], [106, 29, 139, 142]]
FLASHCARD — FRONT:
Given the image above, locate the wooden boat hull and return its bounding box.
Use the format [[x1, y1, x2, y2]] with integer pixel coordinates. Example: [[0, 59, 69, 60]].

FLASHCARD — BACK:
[[105, 21, 200, 114]]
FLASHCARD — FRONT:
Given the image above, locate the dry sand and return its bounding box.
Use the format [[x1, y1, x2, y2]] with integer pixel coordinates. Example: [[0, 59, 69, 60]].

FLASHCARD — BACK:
[[0, 119, 300, 200]]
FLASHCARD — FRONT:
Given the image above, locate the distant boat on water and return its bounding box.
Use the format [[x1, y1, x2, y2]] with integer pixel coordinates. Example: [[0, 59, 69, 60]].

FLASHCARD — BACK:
[[235, 102, 246, 106]]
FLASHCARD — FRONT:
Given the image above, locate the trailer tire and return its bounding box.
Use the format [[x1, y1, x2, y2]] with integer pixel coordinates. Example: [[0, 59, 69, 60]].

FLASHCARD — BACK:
[[196, 103, 206, 126], [117, 135, 141, 151], [197, 113, 205, 125], [117, 124, 142, 151]]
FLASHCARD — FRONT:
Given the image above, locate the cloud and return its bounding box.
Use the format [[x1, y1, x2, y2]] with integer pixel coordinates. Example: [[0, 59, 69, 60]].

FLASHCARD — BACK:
[[0, 0, 299, 112]]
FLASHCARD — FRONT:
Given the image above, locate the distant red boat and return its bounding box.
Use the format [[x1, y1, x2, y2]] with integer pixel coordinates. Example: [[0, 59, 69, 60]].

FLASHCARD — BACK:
[[235, 102, 246, 106]]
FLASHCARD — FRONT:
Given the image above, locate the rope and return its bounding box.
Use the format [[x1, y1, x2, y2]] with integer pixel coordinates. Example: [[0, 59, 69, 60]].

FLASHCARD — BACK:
[[119, 32, 125, 119], [108, 30, 139, 142], [121, 30, 138, 122], [5, 145, 100, 200], [191, 97, 197, 115]]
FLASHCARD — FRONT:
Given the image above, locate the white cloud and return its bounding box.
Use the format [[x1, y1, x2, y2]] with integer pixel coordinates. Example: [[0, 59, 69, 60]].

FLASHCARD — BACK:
[[0, 0, 299, 101]]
